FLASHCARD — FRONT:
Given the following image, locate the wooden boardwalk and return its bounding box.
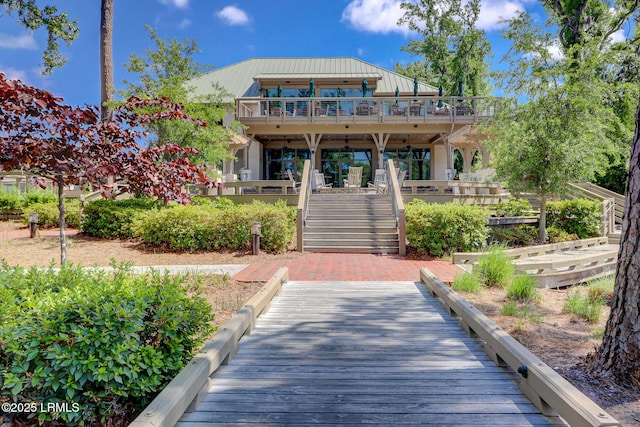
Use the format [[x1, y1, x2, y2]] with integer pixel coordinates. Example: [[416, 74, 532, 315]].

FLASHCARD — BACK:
[[177, 281, 565, 426]]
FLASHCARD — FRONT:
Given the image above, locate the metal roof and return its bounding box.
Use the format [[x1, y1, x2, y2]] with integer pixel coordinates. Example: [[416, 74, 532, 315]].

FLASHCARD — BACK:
[[188, 58, 438, 101]]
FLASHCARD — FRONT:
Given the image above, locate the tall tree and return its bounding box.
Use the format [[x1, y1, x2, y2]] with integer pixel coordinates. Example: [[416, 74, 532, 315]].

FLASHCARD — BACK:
[[100, 0, 114, 120], [0, 0, 78, 74], [120, 26, 236, 166], [0, 73, 215, 265], [395, 0, 491, 96]]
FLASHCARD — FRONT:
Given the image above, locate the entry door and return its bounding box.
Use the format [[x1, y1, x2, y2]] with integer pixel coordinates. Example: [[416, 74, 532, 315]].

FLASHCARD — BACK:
[[320, 149, 372, 187]]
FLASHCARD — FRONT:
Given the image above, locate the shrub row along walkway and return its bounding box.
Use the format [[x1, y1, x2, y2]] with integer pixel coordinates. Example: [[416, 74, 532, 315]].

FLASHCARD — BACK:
[[234, 253, 458, 282]]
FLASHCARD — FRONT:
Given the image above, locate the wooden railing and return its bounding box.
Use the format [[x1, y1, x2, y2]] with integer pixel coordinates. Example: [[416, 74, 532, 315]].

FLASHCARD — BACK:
[[387, 160, 406, 256], [296, 160, 311, 253], [237, 95, 499, 124]]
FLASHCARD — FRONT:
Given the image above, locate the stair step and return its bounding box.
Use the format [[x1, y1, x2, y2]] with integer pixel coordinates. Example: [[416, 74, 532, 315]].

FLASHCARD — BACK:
[[304, 246, 400, 254], [304, 239, 398, 247], [303, 232, 398, 239], [305, 221, 398, 228]]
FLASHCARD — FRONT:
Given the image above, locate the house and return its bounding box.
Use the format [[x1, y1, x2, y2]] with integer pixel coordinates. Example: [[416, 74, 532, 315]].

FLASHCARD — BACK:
[[188, 57, 496, 188]]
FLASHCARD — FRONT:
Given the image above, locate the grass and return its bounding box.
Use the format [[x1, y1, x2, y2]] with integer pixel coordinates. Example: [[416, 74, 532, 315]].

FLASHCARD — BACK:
[[563, 290, 603, 324], [452, 272, 483, 293], [587, 275, 614, 304], [473, 244, 515, 288], [506, 274, 538, 301]]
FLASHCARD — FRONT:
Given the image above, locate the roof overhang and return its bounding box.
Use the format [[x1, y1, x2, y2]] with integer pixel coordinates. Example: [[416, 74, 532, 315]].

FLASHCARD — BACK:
[[254, 73, 383, 88]]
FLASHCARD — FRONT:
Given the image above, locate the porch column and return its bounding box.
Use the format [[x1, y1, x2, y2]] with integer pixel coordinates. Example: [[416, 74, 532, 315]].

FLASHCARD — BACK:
[[481, 145, 491, 168], [304, 133, 323, 171], [371, 132, 390, 169], [462, 147, 474, 173]]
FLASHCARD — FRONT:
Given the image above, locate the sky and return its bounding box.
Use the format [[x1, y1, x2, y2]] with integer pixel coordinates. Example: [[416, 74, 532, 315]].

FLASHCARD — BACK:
[[0, 0, 551, 107]]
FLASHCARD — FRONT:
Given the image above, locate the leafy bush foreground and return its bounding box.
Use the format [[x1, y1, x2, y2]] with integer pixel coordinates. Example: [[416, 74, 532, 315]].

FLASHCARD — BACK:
[[0, 262, 213, 426]]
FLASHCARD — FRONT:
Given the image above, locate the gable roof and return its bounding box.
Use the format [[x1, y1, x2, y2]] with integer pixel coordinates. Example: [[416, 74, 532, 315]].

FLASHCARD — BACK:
[[188, 57, 437, 100]]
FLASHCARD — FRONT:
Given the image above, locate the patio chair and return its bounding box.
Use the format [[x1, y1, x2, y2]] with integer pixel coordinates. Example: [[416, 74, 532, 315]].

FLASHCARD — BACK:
[[343, 166, 363, 193], [367, 169, 387, 194], [357, 102, 371, 116], [314, 171, 333, 192], [285, 169, 301, 194], [397, 169, 407, 189]]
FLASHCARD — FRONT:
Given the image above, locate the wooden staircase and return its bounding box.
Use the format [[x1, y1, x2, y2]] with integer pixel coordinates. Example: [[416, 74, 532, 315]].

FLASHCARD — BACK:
[[302, 193, 399, 254]]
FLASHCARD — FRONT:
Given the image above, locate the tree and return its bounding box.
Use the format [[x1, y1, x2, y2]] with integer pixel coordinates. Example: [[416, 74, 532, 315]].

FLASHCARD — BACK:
[[395, 0, 491, 96], [119, 26, 236, 166], [0, 0, 78, 74], [100, 0, 114, 120], [0, 73, 215, 265]]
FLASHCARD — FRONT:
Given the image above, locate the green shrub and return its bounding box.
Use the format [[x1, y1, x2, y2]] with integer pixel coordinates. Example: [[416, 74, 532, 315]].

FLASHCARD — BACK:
[[22, 189, 57, 207], [506, 274, 538, 301], [0, 189, 22, 211], [22, 201, 81, 228], [473, 245, 514, 288], [82, 198, 160, 239], [563, 290, 603, 323], [406, 201, 488, 256], [546, 226, 577, 243], [494, 197, 533, 217], [451, 272, 483, 293], [547, 199, 601, 239], [488, 224, 538, 247], [0, 262, 213, 426], [133, 200, 295, 253]]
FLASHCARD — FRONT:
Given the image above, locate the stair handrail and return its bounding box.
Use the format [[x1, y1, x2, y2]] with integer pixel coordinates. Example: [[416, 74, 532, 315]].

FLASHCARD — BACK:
[[296, 159, 312, 253], [567, 183, 618, 234], [387, 160, 406, 256]]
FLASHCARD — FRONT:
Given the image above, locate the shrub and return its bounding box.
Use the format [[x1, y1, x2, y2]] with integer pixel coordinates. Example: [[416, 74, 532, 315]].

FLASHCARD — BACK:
[[22, 189, 57, 207], [473, 245, 514, 288], [547, 199, 601, 239], [506, 274, 538, 301], [546, 226, 577, 243], [22, 201, 81, 228], [0, 262, 213, 426], [406, 201, 488, 256], [133, 200, 295, 253], [494, 197, 533, 217], [563, 290, 603, 323], [488, 224, 538, 247], [451, 272, 483, 293], [82, 198, 160, 239], [0, 189, 22, 211]]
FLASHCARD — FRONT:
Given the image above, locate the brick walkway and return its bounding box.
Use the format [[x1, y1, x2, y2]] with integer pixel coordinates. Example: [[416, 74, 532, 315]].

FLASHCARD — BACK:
[[234, 253, 460, 283]]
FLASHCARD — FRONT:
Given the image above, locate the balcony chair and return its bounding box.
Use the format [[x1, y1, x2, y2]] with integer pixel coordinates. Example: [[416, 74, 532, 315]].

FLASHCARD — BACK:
[[285, 169, 301, 194], [343, 166, 363, 193], [313, 171, 333, 192], [367, 169, 388, 194], [357, 102, 371, 116]]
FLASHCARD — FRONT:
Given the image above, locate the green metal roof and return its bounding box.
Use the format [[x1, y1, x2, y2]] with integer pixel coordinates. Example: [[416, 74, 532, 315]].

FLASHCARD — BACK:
[[188, 57, 437, 100]]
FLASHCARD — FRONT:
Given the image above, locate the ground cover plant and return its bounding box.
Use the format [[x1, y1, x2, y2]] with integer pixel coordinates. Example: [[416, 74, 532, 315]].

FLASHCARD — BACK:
[[472, 244, 514, 288], [0, 262, 213, 426]]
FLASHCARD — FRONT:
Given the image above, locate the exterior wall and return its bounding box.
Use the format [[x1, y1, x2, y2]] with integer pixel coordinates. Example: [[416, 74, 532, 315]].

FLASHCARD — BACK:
[[433, 145, 448, 180]]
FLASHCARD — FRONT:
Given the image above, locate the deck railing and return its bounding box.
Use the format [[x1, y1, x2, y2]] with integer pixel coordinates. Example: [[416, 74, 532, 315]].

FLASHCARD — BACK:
[[237, 95, 499, 123]]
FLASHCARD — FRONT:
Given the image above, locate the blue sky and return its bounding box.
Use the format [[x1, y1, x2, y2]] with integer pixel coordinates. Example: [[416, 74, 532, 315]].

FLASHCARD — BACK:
[[0, 0, 549, 106]]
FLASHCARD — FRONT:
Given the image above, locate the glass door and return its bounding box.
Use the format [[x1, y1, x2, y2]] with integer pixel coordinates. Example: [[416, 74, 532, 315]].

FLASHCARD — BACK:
[[320, 148, 372, 187]]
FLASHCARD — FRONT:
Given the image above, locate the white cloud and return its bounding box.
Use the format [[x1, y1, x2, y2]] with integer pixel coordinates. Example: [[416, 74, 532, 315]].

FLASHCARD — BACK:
[[159, 0, 189, 9], [178, 18, 192, 29], [0, 33, 37, 50], [609, 29, 626, 44], [341, 0, 408, 35], [0, 65, 28, 82], [357, 48, 365, 56], [477, 1, 533, 31], [217, 6, 250, 26]]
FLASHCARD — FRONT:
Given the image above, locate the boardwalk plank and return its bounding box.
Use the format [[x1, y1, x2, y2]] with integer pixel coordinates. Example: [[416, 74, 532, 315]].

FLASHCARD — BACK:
[[177, 281, 564, 426]]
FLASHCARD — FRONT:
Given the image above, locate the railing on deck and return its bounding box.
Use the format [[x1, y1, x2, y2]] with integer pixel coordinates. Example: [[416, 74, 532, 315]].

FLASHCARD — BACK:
[[237, 96, 499, 123], [387, 160, 406, 256], [296, 160, 311, 253]]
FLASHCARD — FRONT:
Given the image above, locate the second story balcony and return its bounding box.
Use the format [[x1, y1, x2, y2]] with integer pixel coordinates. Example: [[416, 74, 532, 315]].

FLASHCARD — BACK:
[[237, 95, 500, 126]]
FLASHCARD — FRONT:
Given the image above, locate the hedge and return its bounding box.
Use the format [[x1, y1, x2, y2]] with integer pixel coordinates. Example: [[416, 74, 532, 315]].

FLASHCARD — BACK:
[[22, 201, 82, 229], [406, 200, 488, 256], [547, 198, 601, 239], [0, 263, 213, 426], [82, 198, 161, 239], [133, 200, 295, 253]]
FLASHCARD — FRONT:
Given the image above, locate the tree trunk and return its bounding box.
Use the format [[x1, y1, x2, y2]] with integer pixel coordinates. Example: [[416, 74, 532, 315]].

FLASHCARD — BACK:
[[591, 99, 640, 386], [100, 0, 114, 121], [57, 177, 67, 265], [538, 193, 547, 244]]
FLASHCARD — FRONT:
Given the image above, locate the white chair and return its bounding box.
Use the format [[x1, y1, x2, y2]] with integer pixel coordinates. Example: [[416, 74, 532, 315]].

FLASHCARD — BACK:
[[314, 171, 333, 192], [397, 169, 407, 189], [285, 169, 301, 194], [343, 166, 363, 192], [367, 169, 387, 194]]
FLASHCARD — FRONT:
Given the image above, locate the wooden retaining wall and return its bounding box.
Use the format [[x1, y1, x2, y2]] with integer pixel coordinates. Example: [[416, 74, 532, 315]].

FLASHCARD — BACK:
[[420, 268, 620, 427], [129, 267, 289, 427]]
